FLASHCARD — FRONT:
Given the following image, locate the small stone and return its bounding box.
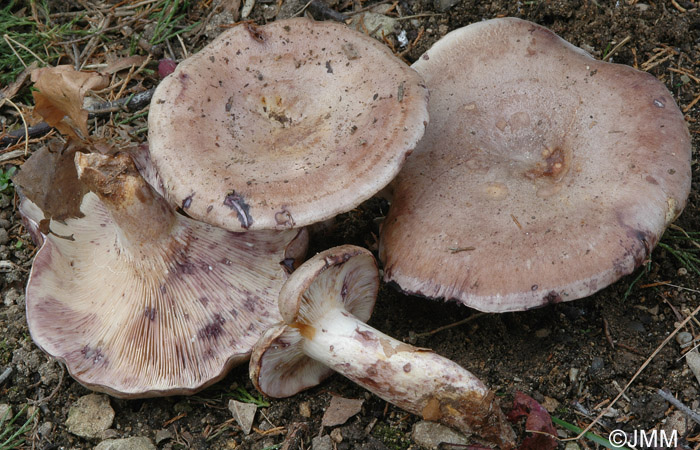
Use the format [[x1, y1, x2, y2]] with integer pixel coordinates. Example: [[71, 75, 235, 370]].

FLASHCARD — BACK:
[[330, 428, 343, 443], [564, 443, 581, 450], [65, 394, 115, 438], [155, 428, 173, 444], [0, 404, 12, 423], [37, 421, 53, 439], [322, 396, 364, 427], [591, 356, 604, 372], [0, 229, 8, 246], [434, 0, 459, 12], [412, 421, 468, 450], [350, 13, 399, 38], [3, 288, 20, 306], [228, 399, 257, 435], [312, 434, 333, 450], [663, 410, 689, 436], [535, 328, 551, 338], [299, 401, 311, 418], [541, 396, 560, 413], [94, 437, 156, 450], [569, 367, 579, 384], [635, 2, 650, 10]]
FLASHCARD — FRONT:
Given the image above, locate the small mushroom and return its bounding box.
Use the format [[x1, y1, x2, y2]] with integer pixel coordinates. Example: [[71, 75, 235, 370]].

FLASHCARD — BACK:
[[17, 148, 307, 397], [250, 245, 515, 449], [148, 17, 429, 231], [380, 18, 692, 312]]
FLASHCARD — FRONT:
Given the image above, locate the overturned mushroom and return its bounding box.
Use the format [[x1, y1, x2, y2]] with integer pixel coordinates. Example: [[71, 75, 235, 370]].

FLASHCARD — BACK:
[[250, 246, 515, 448], [17, 147, 307, 397], [380, 18, 692, 312], [148, 17, 428, 231]]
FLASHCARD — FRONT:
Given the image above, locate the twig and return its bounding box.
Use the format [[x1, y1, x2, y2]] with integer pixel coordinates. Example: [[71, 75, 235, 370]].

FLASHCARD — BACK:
[[603, 317, 615, 349], [412, 313, 486, 339], [603, 36, 631, 61], [0, 122, 51, 149], [564, 301, 700, 443], [657, 388, 700, 425], [670, 0, 687, 12], [0, 366, 12, 385], [0, 98, 29, 155], [0, 88, 155, 149], [683, 93, 700, 114]]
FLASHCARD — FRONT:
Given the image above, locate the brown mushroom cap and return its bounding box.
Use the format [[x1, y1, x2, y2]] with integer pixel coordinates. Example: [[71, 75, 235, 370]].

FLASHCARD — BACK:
[[19, 149, 307, 397], [148, 18, 429, 231], [379, 18, 692, 312]]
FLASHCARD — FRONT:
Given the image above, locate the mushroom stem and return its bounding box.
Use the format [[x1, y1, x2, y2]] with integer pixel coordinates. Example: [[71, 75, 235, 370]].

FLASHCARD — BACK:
[[297, 306, 515, 448], [75, 152, 176, 245]]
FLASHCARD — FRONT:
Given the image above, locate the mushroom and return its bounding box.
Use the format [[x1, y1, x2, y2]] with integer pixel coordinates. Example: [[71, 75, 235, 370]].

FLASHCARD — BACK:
[[379, 18, 692, 312], [16, 147, 307, 397], [249, 245, 516, 449], [148, 17, 429, 231]]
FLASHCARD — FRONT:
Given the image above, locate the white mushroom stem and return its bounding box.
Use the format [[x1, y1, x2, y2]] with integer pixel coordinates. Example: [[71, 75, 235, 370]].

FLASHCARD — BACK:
[[251, 246, 515, 448], [295, 306, 514, 448]]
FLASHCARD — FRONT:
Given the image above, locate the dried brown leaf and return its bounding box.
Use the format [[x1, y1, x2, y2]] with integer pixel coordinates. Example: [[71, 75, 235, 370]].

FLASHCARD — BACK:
[[30, 65, 108, 139]]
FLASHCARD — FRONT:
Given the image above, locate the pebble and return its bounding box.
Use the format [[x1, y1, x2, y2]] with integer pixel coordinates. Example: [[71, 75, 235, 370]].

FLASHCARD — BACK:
[[228, 399, 257, 435], [434, 0, 459, 12], [37, 421, 53, 439], [663, 410, 689, 436], [677, 332, 700, 384], [3, 288, 20, 306], [535, 328, 551, 338], [411, 421, 468, 450], [564, 443, 581, 450], [0, 228, 8, 246], [0, 404, 12, 422], [312, 434, 333, 450], [591, 356, 604, 372], [65, 394, 115, 438], [94, 437, 156, 450], [350, 13, 399, 38], [155, 428, 173, 444], [299, 401, 311, 418]]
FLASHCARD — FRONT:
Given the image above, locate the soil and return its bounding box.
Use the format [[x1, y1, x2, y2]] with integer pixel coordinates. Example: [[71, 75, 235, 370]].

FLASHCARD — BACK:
[[0, 0, 699, 449]]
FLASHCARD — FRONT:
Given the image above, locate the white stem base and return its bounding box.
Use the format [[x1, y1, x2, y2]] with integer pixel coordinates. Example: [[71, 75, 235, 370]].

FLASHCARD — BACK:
[[301, 308, 515, 448]]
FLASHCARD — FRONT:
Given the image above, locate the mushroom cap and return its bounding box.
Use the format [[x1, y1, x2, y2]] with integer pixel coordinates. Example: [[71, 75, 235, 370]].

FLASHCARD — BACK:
[[379, 18, 692, 312], [148, 18, 429, 231], [250, 245, 378, 397], [20, 148, 307, 397]]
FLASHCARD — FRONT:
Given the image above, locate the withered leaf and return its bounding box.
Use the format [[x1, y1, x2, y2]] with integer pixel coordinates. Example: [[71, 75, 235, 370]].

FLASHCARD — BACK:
[[31, 65, 108, 139], [13, 140, 89, 223], [506, 391, 557, 450]]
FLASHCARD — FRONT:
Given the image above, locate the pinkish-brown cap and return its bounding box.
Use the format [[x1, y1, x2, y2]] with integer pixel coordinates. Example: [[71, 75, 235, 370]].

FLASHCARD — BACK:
[[18, 147, 307, 397], [380, 18, 692, 312], [148, 18, 428, 231]]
